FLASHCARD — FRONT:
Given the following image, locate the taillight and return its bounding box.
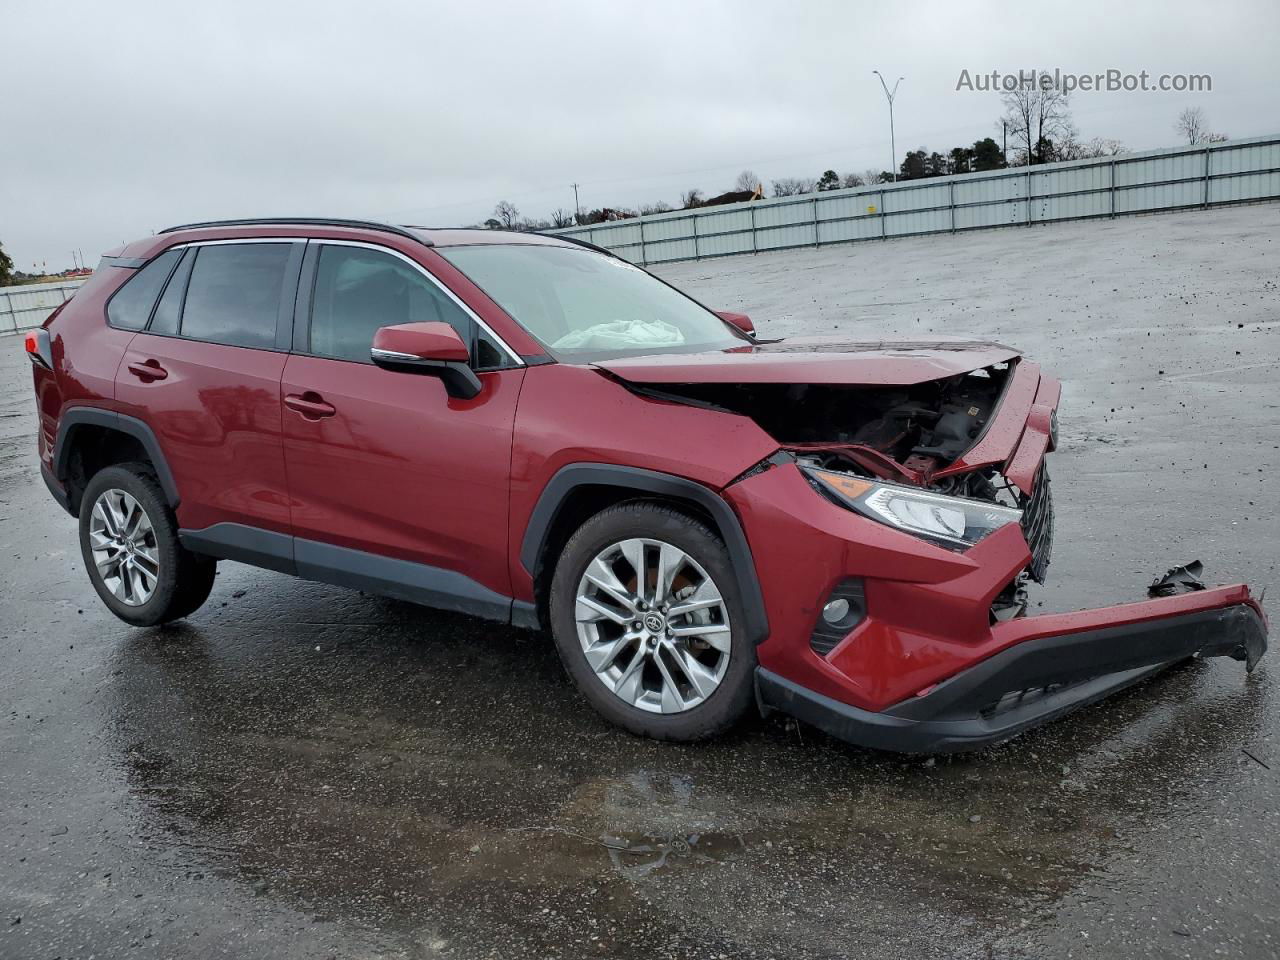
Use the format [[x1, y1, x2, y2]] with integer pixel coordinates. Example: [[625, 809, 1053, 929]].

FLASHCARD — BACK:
[[25, 328, 53, 370]]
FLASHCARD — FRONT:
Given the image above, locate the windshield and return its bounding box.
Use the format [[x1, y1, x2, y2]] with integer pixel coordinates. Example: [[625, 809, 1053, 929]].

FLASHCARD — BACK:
[[438, 244, 748, 361]]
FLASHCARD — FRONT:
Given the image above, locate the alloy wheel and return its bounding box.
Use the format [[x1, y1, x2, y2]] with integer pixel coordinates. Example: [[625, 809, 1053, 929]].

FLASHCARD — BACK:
[[88, 488, 160, 606], [574, 537, 732, 714]]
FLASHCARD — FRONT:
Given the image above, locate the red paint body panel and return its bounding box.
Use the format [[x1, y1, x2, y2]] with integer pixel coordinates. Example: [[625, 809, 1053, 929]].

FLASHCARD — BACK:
[[116, 334, 293, 534], [1034, 373, 1062, 412], [713, 311, 755, 335], [728, 461, 1263, 713], [372, 322, 470, 362], [935, 360, 1041, 481], [281, 355, 522, 597], [506, 363, 779, 602], [593, 337, 1020, 386], [32, 267, 141, 480]]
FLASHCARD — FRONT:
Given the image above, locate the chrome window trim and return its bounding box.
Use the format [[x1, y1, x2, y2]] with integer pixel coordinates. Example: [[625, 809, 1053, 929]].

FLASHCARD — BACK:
[[176, 237, 300, 246], [370, 347, 422, 362], [163, 236, 525, 367], [306, 238, 524, 367]]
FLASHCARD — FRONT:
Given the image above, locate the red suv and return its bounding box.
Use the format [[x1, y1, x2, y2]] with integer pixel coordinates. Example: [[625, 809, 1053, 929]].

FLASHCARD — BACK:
[[26, 218, 1267, 752]]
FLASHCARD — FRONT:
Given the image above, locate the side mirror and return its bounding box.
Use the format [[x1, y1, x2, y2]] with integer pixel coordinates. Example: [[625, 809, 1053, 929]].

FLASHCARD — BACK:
[[715, 310, 755, 337], [371, 322, 482, 400]]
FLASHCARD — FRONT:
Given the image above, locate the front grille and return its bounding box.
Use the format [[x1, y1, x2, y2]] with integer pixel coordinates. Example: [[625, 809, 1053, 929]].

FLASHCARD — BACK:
[[1019, 464, 1054, 584], [979, 675, 1090, 720]]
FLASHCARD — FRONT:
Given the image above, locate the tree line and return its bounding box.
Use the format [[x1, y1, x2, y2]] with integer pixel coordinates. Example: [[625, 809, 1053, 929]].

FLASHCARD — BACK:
[[481, 97, 1229, 232]]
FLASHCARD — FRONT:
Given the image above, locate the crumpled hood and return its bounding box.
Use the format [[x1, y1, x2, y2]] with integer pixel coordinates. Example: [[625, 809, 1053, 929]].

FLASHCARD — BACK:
[[590, 336, 1021, 386]]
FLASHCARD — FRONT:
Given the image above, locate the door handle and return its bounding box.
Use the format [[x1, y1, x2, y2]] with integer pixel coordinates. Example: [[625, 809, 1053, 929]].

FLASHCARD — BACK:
[[284, 392, 337, 420], [126, 359, 168, 382]]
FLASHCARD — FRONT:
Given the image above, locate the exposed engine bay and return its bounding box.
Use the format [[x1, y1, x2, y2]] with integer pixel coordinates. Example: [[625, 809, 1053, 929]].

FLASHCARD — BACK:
[[631, 361, 1052, 616], [640, 362, 1013, 483]]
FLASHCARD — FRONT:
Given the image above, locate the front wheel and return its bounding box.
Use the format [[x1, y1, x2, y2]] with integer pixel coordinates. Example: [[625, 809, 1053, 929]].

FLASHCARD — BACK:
[[549, 502, 756, 741]]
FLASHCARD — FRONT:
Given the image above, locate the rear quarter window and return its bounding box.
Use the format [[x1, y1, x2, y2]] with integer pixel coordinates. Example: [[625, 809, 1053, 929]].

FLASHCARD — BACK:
[[148, 248, 196, 336], [106, 249, 182, 330]]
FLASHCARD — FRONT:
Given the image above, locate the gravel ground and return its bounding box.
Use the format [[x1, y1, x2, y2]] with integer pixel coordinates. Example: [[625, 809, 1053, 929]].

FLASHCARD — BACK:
[[1, 203, 1277, 959]]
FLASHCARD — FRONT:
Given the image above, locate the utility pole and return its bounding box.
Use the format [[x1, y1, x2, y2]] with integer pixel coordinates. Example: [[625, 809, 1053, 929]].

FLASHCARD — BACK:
[[1002, 120, 1008, 166], [571, 182, 581, 222], [873, 70, 903, 182]]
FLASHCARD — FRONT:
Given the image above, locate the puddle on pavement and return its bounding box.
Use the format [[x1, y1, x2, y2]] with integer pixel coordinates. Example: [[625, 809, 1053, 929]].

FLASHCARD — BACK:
[[101, 588, 1272, 957]]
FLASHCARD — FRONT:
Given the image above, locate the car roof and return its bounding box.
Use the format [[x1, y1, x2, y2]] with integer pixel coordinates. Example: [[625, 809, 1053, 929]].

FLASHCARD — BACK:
[[111, 218, 606, 261], [160, 218, 583, 248]]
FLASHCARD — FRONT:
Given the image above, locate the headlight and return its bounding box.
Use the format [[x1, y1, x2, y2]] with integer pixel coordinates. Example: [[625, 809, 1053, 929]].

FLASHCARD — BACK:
[[804, 467, 1022, 550]]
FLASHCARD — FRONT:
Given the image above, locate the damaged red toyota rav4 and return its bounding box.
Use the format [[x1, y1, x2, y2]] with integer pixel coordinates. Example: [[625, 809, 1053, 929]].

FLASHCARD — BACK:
[[27, 218, 1268, 752]]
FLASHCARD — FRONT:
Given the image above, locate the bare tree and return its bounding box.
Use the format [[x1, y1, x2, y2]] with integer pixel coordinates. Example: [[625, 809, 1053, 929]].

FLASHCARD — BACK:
[[1055, 135, 1128, 161], [861, 168, 885, 186], [680, 188, 703, 209], [1175, 107, 1227, 145], [549, 208, 574, 229], [771, 177, 816, 197], [1175, 107, 1205, 145], [734, 170, 760, 193], [639, 201, 673, 216], [1000, 80, 1074, 165], [1091, 137, 1128, 157], [493, 200, 520, 229], [841, 173, 865, 188]]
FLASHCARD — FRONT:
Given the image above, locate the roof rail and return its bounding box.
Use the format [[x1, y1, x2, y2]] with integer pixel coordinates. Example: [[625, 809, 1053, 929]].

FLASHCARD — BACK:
[[158, 217, 433, 247], [535, 232, 619, 259]]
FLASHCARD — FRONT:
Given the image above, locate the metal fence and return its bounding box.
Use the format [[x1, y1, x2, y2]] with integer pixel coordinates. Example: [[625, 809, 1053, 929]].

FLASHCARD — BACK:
[[553, 134, 1280, 265], [0, 279, 87, 334], [4, 133, 1277, 330]]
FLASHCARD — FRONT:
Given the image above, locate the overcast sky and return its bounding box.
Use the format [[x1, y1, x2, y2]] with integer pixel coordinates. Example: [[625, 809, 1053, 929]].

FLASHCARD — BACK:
[[2, 0, 1277, 270]]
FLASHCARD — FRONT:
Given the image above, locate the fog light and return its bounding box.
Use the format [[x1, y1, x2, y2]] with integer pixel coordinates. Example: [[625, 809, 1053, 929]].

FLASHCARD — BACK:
[[822, 598, 851, 624], [810, 578, 867, 657]]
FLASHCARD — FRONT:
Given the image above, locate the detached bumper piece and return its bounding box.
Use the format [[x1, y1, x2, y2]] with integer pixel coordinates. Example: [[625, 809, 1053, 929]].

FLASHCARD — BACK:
[[758, 601, 1267, 754]]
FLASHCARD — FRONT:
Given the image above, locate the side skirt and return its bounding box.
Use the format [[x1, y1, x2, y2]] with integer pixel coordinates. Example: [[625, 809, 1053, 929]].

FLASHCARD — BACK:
[[179, 523, 519, 625]]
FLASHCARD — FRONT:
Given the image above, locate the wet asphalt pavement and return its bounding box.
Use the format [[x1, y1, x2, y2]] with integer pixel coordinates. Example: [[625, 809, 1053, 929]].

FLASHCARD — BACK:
[[2, 205, 1278, 959]]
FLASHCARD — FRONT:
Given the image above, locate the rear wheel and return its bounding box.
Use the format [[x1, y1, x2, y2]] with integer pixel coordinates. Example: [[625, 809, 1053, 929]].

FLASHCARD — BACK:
[[78, 463, 216, 626], [549, 502, 756, 741]]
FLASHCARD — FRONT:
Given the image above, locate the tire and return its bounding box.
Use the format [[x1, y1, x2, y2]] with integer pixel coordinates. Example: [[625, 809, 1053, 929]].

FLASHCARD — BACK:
[[78, 462, 216, 627], [549, 502, 756, 741]]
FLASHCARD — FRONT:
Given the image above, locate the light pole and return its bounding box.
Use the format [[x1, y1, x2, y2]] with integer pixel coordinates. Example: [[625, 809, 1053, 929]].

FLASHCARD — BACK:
[[571, 182, 581, 222], [872, 70, 903, 182]]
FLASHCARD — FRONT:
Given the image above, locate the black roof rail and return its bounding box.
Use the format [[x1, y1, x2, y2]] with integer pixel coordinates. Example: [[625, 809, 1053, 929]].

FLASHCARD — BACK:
[[158, 217, 433, 247], [535, 232, 621, 259]]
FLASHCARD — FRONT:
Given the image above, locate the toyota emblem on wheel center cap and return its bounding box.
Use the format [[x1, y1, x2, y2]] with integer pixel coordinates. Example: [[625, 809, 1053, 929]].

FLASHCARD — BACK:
[[643, 613, 665, 634]]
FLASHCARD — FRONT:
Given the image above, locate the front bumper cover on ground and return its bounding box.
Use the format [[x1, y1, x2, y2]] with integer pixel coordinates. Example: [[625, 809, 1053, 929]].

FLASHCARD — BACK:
[[757, 600, 1267, 753]]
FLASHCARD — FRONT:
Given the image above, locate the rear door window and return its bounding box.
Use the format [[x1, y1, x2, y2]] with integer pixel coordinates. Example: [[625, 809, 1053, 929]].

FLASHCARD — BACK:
[[106, 249, 182, 330], [181, 243, 294, 349]]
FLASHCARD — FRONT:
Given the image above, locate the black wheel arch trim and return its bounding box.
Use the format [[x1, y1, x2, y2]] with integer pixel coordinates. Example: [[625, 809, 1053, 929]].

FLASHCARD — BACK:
[[52, 408, 181, 513], [520, 463, 770, 644], [41, 463, 73, 515]]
